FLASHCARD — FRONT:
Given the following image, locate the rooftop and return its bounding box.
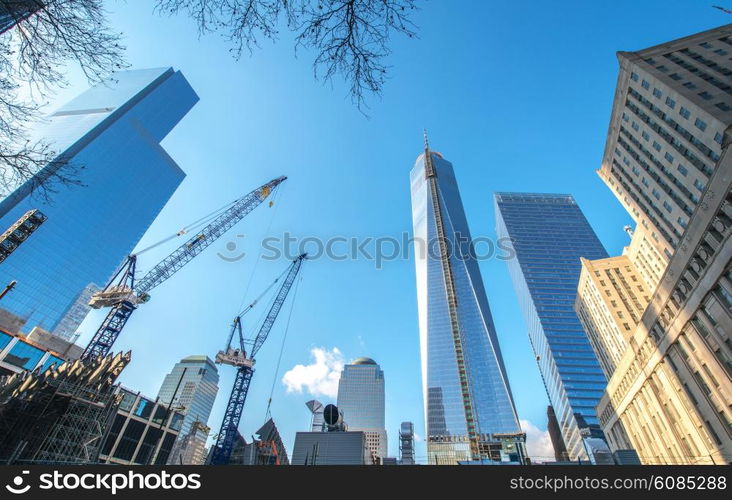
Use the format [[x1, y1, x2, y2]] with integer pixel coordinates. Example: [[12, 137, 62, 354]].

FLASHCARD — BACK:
[[351, 357, 377, 365]]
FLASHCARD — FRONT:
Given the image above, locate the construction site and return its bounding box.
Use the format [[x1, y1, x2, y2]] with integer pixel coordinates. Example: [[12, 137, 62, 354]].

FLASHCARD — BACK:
[[0, 352, 130, 464], [0, 177, 299, 465]]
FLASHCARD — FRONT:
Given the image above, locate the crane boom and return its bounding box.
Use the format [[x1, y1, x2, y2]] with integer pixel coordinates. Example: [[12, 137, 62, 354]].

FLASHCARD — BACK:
[[81, 176, 286, 360], [135, 176, 285, 295], [250, 254, 306, 359], [209, 253, 306, 465]]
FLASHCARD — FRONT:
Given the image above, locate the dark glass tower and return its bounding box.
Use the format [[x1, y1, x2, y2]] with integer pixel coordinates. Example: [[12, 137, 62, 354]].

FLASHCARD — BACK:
[[410, 140, 521, 465], [0, 68, 198, 337], [494, 192, 608, 460]]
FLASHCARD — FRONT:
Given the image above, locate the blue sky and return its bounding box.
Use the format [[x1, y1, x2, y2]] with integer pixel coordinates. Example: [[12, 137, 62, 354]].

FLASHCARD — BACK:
[[43, 1, 729, 462]]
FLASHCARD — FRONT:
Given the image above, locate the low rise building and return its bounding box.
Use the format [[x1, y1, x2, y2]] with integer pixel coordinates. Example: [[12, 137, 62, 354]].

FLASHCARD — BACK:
[[98, 387, 185, 465], [291, 431, 369, 465], [230, 419, 289, 465]]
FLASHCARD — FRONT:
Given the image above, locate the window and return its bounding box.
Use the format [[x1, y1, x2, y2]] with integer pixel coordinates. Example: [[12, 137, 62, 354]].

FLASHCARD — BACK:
[[641, 79, 650, 89], [669, 73, 682, 81], [653, 88, 662, 98], [4, 342, 45, 370], [653, 141, 662, 151], [135, 399, 154, 419], [694, 179, 706, 192], [134, 427, 162, 465], [680, 107, 690, 119], [630, 72, 639, 82], [695, 118, 707, 131], [714, 48, 728, 55], [700, 42, 712, 49], [678, 216, 688, 228], [678, 164, 689, 176], [101, 415, 125, 456], [622, 112, 629, 122], [663, 201, 673, 212], [715, 102, 731, 112], [0, 332, 12, 351], [665, 96, 676, 108], [698, 91, 713, 100], [716, 283, 732, 309], [632, 166, 640, 175], [113, 420, 145, 461], [119, 391, 137, 412], [632, 121, 640, 131], [653, 189, 661, 200], [152, 406, 167, 425], [683, 81, 697, 90], [642, 131, 650, 141], [714, 132, 724, 145], [665, 152, 674, 163]]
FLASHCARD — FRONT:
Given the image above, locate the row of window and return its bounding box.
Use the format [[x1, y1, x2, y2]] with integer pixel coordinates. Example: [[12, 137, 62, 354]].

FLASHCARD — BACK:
[[0, 332, 65, 372]]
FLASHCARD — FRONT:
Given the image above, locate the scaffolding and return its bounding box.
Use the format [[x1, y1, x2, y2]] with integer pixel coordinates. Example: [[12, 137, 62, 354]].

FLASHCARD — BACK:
[[0, 351, 130, 464]]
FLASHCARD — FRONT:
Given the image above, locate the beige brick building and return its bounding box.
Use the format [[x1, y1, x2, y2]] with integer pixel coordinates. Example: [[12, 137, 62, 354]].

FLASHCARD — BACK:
[[586, 25, 732, 464], [598, 25, 732, 262], [576, 256, 651, 378], [623, 225, 666, 294]]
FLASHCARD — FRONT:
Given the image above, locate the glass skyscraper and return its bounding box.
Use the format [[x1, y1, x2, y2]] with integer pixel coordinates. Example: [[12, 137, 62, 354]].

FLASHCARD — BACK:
[[157, 355, 219, 465], [410, 142, 521, 465], [336, 357, 387, 460], [0, 68, 198, 338], [494, 192, 608, 460]]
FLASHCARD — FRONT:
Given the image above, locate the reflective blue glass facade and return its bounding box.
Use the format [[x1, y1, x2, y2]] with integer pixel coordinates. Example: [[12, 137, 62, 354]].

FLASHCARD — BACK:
[[410, 149, 520, 465], [494, 193, 608, 460], [156, 355, 219, 464], [0, 68, 198, 336], [0, 330, 67, 373]]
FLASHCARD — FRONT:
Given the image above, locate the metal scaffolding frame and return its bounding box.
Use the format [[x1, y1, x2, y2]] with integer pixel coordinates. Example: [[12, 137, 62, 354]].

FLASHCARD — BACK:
[[0, 351, 130, 464]]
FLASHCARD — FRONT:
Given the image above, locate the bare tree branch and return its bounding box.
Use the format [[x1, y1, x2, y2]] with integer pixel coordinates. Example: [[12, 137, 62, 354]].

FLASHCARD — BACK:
[[293, 0, 417, 108], [155, 0, 420, 110], [154, 0, 285, 54], [0, 0, 126, 200]]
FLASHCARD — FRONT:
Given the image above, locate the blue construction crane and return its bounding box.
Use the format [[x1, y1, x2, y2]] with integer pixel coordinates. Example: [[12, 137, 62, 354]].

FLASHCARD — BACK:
[[81, 176, 286, 360], [209, 253, 307, 465]]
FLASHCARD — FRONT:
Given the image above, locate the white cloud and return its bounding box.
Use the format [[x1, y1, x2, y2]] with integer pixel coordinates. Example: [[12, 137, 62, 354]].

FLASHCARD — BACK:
[[520, 419, 555, 463], [282, 347, 344, 398]]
